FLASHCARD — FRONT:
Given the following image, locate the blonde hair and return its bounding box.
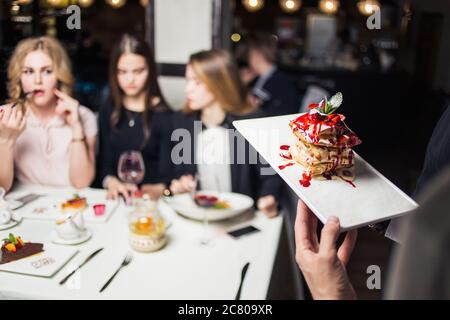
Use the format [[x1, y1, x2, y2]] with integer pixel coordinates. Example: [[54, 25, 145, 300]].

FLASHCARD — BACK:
[[185, 49, 250, 115], [7, 36, 74, 107]]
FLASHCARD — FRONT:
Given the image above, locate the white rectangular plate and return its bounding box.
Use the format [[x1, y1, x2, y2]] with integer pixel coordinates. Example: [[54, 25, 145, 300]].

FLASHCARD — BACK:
[[18, 195, 119, 224], [0, 243, 78, 277], [234, 114, 418, 231]]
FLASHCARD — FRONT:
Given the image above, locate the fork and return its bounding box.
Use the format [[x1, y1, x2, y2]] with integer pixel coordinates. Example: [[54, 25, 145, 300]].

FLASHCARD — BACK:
[[99, 252, 133, 293], [1, 91, 33, 109]]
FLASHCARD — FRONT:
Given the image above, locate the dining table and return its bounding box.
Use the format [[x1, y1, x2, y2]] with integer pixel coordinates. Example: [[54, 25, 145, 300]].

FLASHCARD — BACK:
[[0, 184, 285, 300]]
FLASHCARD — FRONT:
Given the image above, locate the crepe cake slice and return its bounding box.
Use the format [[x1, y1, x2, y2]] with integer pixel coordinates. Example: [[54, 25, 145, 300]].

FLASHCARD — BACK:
[[289, 111, 361, 148], [280, 92, 362, 187]]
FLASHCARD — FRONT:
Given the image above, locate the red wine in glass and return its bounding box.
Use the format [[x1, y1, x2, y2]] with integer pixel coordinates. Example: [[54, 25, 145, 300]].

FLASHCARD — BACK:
[[118, 151, 145, 185]]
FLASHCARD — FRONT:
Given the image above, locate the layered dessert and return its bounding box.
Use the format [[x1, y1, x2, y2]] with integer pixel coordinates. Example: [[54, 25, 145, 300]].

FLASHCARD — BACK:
[[279, 92, 362, 187], [60, 194, 87, 213], [0, 233, 44, 264]]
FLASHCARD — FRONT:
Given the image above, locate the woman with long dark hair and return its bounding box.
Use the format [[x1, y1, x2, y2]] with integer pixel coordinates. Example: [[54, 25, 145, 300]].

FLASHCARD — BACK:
[[97, 34, 173, 201]]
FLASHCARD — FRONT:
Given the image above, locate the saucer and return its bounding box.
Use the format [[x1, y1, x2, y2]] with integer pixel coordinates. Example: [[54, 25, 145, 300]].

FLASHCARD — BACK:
[[50, 229, 92, 245], [0, 216, 23, 231]]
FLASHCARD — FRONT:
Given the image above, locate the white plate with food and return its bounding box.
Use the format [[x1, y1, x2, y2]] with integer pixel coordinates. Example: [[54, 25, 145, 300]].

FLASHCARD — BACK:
[[0, 233, 78, 277], [233, 93, 418, 231], [18, 194, 119, 224], [165, 192, 254, 221]]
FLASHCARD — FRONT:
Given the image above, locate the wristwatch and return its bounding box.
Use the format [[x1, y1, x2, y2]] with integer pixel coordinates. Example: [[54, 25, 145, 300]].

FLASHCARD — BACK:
[[163, 186, 172, 197]]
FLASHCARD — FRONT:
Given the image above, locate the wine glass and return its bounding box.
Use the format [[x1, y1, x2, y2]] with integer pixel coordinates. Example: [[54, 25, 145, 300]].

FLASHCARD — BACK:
[[193, 173, 221, 247], [118, 150, 145, 185]]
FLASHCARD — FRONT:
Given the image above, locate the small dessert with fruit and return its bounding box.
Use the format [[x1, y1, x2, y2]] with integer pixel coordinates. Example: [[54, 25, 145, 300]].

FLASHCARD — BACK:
[[0, 233, 44, 264], [60, 194, 87, 213]]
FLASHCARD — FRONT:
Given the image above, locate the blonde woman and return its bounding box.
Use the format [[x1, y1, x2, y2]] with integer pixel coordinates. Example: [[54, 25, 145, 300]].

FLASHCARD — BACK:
[[169, 49, 282, 218], [0, 36, 96, 192]]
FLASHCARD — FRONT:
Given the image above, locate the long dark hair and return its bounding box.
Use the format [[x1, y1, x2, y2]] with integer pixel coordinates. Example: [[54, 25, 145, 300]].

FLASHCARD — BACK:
[[108, 33, 168, 146]]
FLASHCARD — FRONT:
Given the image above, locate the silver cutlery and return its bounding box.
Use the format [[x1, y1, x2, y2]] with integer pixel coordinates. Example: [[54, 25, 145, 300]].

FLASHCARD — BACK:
[[99, 252, 133, 293], [1, 91, 33, 109], [59, 248, 104, 285], [235, 262, 250, 300]]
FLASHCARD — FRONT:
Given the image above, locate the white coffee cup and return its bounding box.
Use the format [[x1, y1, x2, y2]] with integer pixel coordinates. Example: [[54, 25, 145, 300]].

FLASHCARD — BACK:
[[0, 188, 12, 225], [55, 211, 86, 240]]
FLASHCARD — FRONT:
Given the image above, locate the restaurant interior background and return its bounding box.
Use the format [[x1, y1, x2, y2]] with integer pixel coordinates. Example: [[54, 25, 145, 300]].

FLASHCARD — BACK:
[[0, 0, 449, 299]]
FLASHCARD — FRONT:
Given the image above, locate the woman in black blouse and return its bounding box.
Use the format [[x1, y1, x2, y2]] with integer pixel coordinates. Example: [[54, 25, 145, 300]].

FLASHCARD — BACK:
[[97, 34, 172, 201], [170, 50, 283, 218]]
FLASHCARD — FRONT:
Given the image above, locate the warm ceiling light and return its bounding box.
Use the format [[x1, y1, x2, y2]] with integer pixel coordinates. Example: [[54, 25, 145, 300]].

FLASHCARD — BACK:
[[279, 0, 301, 13], [11, 3, 21, 14], [140, 0, 149, 6], [242, 0, 264, 12], [231, 33, 241, 42], [105, 0, 126, 9], [78, 0, 94, 8], [319, 0, 339, 14], [17, 0, 33, 5], [357, 0, 380, 16], [47, 0, 68, 8]]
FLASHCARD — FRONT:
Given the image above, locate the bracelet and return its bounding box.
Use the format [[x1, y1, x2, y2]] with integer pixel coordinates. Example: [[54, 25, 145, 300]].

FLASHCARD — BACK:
[[72, 136, 86, 143]]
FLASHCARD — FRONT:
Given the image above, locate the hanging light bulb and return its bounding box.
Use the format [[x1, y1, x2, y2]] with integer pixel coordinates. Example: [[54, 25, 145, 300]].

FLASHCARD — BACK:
[[357, 0, 380, 16], [242, 0, 264, 12], [139, 0, 149, 7], [105, 0, 126, 9], [319, 0, 339, 14], [17, 0, 33, 5], [78, 0, 94, 8], [279, 0, 301, 13]]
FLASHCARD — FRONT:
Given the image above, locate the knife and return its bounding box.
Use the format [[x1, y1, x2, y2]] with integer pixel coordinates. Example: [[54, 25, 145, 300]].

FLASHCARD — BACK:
[[235, 262, 250, 300], [59, 248, 104, 285]]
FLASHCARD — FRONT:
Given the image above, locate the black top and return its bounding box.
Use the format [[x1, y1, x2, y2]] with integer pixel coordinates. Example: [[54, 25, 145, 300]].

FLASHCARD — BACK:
[[414, 105, 450, 196], [96, 104, 173, 187], [171, 110, 284, 202], [254, 69, 299, 116]]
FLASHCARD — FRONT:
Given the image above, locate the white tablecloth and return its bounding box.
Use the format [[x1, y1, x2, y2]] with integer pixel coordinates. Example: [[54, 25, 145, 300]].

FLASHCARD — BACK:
[[0, 184, 283, 300]]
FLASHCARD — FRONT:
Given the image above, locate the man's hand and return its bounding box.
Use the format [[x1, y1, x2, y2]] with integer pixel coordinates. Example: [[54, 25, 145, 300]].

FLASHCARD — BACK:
[[294, 200, 358, 300]]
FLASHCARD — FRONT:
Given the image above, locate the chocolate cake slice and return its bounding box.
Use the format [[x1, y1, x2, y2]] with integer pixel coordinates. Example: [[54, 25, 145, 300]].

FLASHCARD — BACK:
[[1, 243, 44, 264]]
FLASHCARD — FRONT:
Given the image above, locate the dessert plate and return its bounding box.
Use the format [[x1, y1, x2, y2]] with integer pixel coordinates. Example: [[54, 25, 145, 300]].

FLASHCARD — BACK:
[[165, 192, 254, 221], [0, 243, 78, 277], [17, 196, 119, 224], [233, 114, 418, 231]]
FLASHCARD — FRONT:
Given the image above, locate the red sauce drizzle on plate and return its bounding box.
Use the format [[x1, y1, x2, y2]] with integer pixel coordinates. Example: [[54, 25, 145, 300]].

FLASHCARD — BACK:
[[299, 172, 312, 187], [279, 162, 294, 170]]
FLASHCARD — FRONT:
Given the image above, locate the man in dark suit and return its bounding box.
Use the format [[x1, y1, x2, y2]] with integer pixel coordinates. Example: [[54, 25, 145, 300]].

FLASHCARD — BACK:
[[384, 104, 450, 241], [236, 33, 299, 116], [413, 105, 450, 196]]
